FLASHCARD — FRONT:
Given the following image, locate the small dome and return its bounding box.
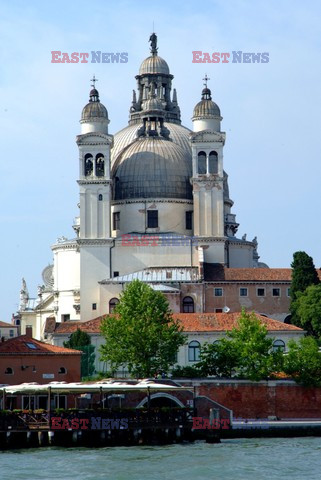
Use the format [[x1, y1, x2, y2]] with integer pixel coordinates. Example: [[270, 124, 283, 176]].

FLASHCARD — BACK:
[[81, 88, 108, 121], [142, 96, 164, 113], [193, 86, 221, 118], [139, 55, 170, 75], [193, 99, 221, 118], [81, 102, 108, 121], [113, 137, 192, 200]]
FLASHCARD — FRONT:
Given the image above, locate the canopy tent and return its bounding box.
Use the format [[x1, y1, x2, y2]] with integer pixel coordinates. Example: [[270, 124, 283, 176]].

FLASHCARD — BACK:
[[0, 380, 188, 395]]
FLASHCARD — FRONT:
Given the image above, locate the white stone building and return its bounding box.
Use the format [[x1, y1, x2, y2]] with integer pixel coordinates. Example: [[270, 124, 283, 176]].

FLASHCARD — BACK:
[[16, 34, 269, 340]]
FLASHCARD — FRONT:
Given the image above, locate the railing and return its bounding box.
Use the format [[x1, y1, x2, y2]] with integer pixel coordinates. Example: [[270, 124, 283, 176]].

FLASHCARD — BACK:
[[0, 408, 194, 432]]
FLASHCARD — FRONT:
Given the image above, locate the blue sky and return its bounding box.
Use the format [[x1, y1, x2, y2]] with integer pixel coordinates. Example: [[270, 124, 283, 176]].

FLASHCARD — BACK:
[[1, 0, 321, 321]]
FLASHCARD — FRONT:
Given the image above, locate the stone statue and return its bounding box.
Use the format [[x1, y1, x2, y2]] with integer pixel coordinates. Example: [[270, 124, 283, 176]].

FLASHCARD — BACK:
[[242, 233, 247, 241], [149, 33, 157, 54], [19, 277, 29, 310]]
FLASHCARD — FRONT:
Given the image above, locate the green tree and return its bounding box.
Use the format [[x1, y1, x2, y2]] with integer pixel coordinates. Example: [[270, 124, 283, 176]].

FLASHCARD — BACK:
[[197, 338, 240, 378], [99, 280, 186, 378], [64, 328, 95, 378], [290, 251, 320, 327], [283, 336, 321, 387], [295, 284, 321, 337], [197, 310, 283, 381]]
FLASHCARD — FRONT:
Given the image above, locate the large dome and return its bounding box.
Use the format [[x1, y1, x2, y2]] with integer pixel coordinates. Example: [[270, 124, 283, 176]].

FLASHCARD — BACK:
[[112, 137, 192, 200], [111, 122, 192, 167], [139, 55, 170, 75]]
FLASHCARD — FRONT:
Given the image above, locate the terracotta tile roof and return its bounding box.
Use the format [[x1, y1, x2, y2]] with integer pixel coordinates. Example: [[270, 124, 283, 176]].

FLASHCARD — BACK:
[[0, 321, 17, 328], [204, 265, 295, 282], [173, 313, 303, 332], [54, 313, 303, 335], [44, 317, 57, 334], [0, 335, 82, 355], [205, 266, 321, 282], [55, 319, 102, 335]]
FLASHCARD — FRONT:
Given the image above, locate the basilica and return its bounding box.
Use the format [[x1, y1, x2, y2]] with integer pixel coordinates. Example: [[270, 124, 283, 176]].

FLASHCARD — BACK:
[[17, 34, 282, 341]]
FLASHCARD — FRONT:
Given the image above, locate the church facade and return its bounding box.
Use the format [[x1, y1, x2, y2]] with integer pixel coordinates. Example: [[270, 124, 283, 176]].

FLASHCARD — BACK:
[[17, 34, 290, 341]]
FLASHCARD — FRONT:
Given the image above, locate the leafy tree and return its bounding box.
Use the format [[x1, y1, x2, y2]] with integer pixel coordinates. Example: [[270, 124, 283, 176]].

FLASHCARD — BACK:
[[283, 336, 321, 387], [290, 251, 320, 327], [171, 365, 201, 378], [99, 280, 187, 378], [197, 310, 283, 381], [197, 338, 239, 377], [295, 284, 321, 337], [64, 328, 95, 378]]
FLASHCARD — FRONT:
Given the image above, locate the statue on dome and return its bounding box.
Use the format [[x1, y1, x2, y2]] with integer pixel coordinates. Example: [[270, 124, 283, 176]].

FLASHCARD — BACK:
[[149, 33, 158, 55]]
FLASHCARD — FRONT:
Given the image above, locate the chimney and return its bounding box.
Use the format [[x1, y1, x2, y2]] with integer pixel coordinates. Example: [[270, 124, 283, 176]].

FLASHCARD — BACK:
[[25, 326, 33, 338]]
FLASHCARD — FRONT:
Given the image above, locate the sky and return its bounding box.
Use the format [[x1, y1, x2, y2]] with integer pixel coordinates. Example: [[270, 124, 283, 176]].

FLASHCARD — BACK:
[[0, 0, 321, 322]]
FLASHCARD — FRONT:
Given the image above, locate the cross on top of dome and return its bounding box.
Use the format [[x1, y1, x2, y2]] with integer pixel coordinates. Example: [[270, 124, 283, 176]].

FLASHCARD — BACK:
[[91, 75, 98, 89]]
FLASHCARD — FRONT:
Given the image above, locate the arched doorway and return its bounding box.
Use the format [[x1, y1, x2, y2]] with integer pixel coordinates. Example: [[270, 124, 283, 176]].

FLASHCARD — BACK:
[[136, 393, 185, 408]]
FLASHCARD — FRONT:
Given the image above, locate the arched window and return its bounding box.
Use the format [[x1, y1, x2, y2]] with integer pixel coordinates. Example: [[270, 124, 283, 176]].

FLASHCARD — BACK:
[[5, 367, 13, 375], [84, 154, 93, 176], [284, 315, 292, 325], [272, 339, 285, 352], [209, 151, 218, 174], [98, 194, 103, 201], [188, 341, 201, 362], [96, 154, 105, 177], [182, 296, 194, 313], [197, 151, 206, 174], [58, 367, 67, 375], [109, 298, 119, 313]]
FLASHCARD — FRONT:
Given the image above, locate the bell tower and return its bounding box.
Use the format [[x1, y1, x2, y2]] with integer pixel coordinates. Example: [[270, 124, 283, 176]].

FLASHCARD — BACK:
[[76, 78, 114, 320], [190, 78, 226, 264]]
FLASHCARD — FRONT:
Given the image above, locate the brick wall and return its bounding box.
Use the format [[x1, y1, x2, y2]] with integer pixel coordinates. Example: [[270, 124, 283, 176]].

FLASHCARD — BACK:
[[187, 380, 321, 419]]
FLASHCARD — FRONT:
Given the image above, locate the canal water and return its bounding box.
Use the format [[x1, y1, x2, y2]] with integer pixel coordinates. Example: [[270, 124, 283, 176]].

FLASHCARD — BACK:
[[1, 437, 321, 479]]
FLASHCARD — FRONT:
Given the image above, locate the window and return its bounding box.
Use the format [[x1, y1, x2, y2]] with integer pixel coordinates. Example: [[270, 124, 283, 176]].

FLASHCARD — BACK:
[[95, 154, 105, 177], [287, 288, 291, 297], [257, 288, 265, 297], [272, 288, 280, 297], [186, 211, 193, 230], [92, 303, 97, 310], [239, 288, 248, 297], [109, 298, 119, 313], [272, 339, 285, 352], [58, 367, 67, 375], [84, 154, 93, 176], [9, 329, 14, 337], [208, 151, 218, 174], [113, 212, 120, 230], [54, 395, 67, 409], [61, 314, 70, 322], [188, 341, 201, 362], [182, 296, 194, 313], [25, 342, 37, 350], [214, 288, 223, 297], [147, 210, 158, 228], [113, 271, 119, 278], [215, 308, 223, 313], [197, 151, 206, 174], [98, 194, 103, 201], [5, 367, 13, 375]]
